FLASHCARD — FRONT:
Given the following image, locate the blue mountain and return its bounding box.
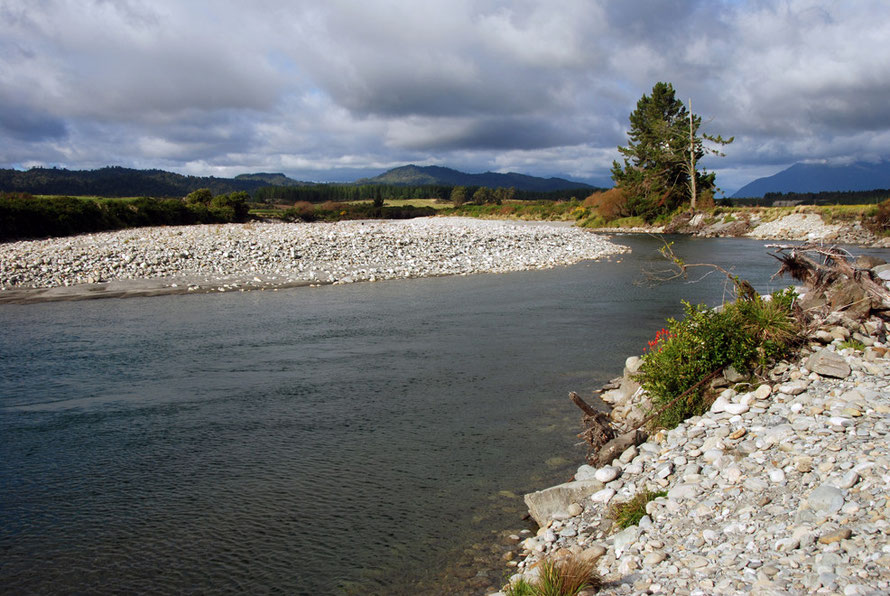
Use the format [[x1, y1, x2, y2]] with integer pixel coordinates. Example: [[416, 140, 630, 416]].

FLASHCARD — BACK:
[[732, 161, 890, 198]]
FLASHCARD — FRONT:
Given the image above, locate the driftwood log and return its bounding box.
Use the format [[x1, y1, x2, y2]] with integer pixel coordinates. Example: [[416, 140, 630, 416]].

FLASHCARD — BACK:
[[768, 243, 890, 314], [570, 392, 616, 465]]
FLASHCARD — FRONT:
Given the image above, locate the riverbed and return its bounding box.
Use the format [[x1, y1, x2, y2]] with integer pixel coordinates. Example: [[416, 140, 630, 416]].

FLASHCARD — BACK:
[[2, 235, 887, 594]]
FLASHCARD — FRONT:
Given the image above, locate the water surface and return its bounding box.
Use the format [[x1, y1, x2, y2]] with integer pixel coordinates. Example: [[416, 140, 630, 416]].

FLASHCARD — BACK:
[[2, 235, 887, 594]]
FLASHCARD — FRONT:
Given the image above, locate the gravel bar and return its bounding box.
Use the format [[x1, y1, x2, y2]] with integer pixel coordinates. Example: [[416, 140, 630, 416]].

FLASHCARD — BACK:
[[0, 217, 628, 303]]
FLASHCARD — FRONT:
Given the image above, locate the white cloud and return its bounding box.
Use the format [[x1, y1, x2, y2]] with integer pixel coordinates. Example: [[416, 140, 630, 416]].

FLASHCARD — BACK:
[[1, 0, 889, 189]]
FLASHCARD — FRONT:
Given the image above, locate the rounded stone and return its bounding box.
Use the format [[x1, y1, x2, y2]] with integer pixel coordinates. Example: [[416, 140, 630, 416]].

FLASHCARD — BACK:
[[643, 552, 666, 566], [594, 465, 620, 483], [807, 484, 845, 514], [590, 488, 616, 504]]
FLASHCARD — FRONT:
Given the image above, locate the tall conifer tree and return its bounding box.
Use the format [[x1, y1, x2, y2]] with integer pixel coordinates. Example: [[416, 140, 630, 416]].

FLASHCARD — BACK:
[[611, 82, 732, 220]]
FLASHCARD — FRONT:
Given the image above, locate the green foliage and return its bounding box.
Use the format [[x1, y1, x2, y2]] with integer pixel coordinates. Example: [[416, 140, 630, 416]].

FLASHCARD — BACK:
[[209, 191, 250, 222], [733, 188, 890, 206], [609, 489, 668, 529], [184, 188, 213, 205], [0, 191, 252, 242], [472, 186, 493, 204], [635, 288, 800, 429], [447, 200, 582, 221], [450, 186, 467, 206], [279, 201, 435, 223], [256, 182, 593, 205], [0, 166, 265, 197], [732, 289, 800, 362], [505, 556, 601, 596], [838, 339, 866, 351], [866, 198, 890, 236], [505, 578, 538, 596], [611, 82, 731, 221]]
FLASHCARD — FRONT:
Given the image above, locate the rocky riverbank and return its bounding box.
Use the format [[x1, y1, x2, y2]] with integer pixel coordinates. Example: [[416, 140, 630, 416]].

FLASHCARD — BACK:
[[592, 210, 890, 247], [0, 217, 628, 303], [494, 268, 890, 594]]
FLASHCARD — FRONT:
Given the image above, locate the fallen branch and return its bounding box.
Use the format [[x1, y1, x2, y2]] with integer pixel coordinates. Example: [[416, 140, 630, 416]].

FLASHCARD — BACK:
[[569, 391, 599, 416], [570, 392, 617, 463], [768, 243, 890, 311]]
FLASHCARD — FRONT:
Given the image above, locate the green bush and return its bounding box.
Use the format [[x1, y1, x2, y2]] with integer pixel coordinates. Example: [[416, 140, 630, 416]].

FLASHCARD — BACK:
[[866, 198, 890, 235], [635, 288, 800, 429], [280, 201, 435, 223], [210, 191, 250, 222], [0, 191, 253, 242]]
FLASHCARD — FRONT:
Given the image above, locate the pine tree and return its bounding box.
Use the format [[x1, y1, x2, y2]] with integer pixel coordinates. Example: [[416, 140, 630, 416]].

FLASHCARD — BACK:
[[611, 82, 732, 221]]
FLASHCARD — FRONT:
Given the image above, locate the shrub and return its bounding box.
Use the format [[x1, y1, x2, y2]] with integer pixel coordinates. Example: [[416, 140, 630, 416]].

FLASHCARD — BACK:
[[866, 198, 890, 235], [184, 188, 213, 205], [635, 288, 800, 428], [210, 191, 250, 222], [584, 187, 628, 221]]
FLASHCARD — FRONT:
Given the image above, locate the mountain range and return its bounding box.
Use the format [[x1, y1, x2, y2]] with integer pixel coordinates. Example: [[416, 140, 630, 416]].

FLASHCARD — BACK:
[[732, 161, 890, 198], [5, 161, 886, 200], [0, 165, 594, 197], [356, 164, 595, 191]]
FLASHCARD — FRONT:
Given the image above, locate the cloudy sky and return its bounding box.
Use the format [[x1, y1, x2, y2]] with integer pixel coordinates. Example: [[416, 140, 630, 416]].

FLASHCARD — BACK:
[[2, 0, 889, 193]]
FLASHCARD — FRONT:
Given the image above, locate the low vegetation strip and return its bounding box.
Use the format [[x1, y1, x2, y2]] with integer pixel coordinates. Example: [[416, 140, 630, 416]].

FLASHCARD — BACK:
[[0, 191, 251, 242]]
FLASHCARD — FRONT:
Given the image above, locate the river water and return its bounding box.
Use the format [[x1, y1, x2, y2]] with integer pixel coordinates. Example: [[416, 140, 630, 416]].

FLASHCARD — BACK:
[[2, 235, 887, 594]]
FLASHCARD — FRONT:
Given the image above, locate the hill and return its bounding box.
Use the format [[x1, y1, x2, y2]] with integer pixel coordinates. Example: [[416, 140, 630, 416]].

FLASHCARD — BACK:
[[733, 160, 890, 198], [0, 166, 270, 197], [357, 164, 595, 192], [233, 173, 306, 186], [0, 164, 597, 198]]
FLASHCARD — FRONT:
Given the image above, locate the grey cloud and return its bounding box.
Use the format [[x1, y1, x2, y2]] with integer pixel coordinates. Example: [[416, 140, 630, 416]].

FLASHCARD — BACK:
[[1, 0, 890, 190], [388, 115, 592, 151], [0, 102, 67, 141]]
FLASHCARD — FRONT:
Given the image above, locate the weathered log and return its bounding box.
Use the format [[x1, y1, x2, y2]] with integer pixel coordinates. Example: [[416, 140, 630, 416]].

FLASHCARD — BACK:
[[768, 243, 890, 314], [572, 392, 617, 463], [569, 391, 598, 417]]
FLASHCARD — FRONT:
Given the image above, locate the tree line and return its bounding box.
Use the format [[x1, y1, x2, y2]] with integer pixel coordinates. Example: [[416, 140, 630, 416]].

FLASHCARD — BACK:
[[0, 189, 250, 242], [0, 166, 265, 198], [731, 189, 890, 206], [256, 183, 591, 204]]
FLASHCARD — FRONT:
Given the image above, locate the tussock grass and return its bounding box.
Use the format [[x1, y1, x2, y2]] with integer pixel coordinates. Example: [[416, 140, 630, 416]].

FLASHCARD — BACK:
[[609, 489, 667, 530], [506, 555, 602, 596]]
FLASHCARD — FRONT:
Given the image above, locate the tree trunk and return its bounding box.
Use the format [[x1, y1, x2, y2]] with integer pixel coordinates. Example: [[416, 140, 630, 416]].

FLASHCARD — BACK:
[[689, 98, 697, 211]]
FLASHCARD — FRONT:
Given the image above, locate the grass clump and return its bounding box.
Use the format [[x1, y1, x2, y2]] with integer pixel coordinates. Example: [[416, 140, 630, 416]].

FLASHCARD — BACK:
[[609, 489, 668, 530], [838, 339, 866, 351], [635, 287, 801, 429], [506, 556, 602, 596]]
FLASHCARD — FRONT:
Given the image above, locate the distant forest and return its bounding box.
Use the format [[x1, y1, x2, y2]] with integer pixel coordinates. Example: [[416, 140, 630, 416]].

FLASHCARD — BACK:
[[730, 188, 890, 206], [254, 184, 590, 203], [0, 166, 267, 197], [0, 167, 596, 203]]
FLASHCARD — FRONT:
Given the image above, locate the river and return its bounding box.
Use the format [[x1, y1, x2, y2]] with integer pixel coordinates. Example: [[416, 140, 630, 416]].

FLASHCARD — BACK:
[[2, 235, 888, 594]]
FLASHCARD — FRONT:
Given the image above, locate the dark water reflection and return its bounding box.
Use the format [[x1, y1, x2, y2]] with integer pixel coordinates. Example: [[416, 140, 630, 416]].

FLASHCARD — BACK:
[[2, 235, 888, 594]]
